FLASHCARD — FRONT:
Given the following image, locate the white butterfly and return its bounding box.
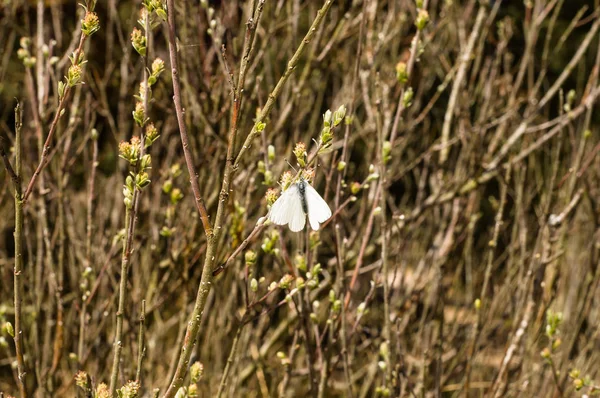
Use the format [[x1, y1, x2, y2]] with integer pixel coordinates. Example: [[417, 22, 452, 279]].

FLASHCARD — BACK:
[[268, 179, 332, 232]]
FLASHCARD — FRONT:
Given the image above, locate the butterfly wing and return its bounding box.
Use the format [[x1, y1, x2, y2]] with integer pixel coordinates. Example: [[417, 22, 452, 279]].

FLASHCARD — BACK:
[[304, 183, 332, 231], [268, 184, 306, 232]]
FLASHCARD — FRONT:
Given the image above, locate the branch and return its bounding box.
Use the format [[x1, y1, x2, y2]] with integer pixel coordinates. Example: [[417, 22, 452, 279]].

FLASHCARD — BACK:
[[164, 0, 212, 236], [21, 33, 88, 204], [233, 0, 334, 169]]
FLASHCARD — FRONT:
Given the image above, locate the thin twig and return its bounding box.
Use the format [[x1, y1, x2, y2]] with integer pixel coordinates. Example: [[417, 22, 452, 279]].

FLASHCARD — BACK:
[[136, 300, 146, 385], [12, 102, 27, 398]]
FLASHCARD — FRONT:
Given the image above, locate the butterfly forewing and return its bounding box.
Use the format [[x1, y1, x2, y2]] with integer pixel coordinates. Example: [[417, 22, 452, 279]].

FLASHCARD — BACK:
[[268, 184, 306, 231], [305, 183, 332, 231]]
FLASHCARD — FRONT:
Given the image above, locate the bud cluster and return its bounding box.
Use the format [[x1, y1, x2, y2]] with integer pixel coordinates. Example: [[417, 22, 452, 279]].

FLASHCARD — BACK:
[[17, 37, 36, 68], [319, 104, 346, 152]]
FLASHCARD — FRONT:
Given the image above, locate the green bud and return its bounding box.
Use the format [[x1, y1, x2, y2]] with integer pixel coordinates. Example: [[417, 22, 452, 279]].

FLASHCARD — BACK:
[[323, 109, 332, 126], [140, 154, 152, 170], [402, 87, 414, 108], [332, 299, 342, 313], [267, 145, 275, 162], [250, 278, 258, 292], [162, 179, 173, 194], [58, 81, 66, 99], [415, 10, 430, 30], [337, 161, 347, 171], [17, 48, 29, 60], [257, 160, 266, 174], [329, 289, 336, 303], [255, 121, 266, 132], [396, 62, 408, 83], [170, 188, 183, 204], [382, 141, 392, 164], [333, 105, 346, 127], [3, 322, 14, 337], [156, 7, 167, 21], [136, 172, 151, 189], [245, 250, 257, 266], [263, 170, 274, 185]]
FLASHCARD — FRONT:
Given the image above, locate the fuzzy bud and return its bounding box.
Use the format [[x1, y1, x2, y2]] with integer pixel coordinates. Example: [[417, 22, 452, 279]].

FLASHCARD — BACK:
[[396, 61, 408, 83], [118, 381, 140, 398], [145, 123, 160, 147], [294, 142, 307, 167], [280, 171, 294, 190], [81, 12, 100, 36], [96, 383, 110, 398], [265, 188, 279, 206], [149, 58, 165, 85], [190, 361, 204, 383], [131, 28, 147, 56], [132, 102, 146, 127], [67, 64, 83, 87], [75, 371, 89, 389], [278, 274, 294, 290]]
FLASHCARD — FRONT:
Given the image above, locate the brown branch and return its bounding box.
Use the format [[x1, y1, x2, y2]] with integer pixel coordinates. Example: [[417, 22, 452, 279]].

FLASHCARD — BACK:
[[164, 0, 212, 236], [21, 33, 88, 204]]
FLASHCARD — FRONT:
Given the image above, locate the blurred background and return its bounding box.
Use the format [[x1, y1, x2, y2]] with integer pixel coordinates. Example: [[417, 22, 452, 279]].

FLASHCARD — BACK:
[[1, 0, 600, 396]]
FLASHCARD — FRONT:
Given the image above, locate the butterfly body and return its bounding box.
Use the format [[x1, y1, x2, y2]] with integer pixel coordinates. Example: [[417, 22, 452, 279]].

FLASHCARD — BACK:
[[268, 179, 332, 232], [297, 179, 309, 214]]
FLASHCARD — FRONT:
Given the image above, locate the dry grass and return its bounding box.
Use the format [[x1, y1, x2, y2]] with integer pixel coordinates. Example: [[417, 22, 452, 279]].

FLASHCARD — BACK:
[[1, 0, 600, 397]]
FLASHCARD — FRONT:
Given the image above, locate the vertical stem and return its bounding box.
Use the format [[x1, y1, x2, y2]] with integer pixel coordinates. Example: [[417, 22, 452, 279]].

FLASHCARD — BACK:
[[13, 103, 27, 398], [78, 132, 98, 362], [109, 205, 135, 394], [376, 93, 392, 387], [164, 0, 212, 236], [216, 321, 244, 398], [136, 300, 146, 385]]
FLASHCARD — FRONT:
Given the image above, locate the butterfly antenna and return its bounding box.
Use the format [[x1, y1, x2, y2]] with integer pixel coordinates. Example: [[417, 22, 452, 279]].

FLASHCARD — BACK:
[[284, 158, 298, 173]]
